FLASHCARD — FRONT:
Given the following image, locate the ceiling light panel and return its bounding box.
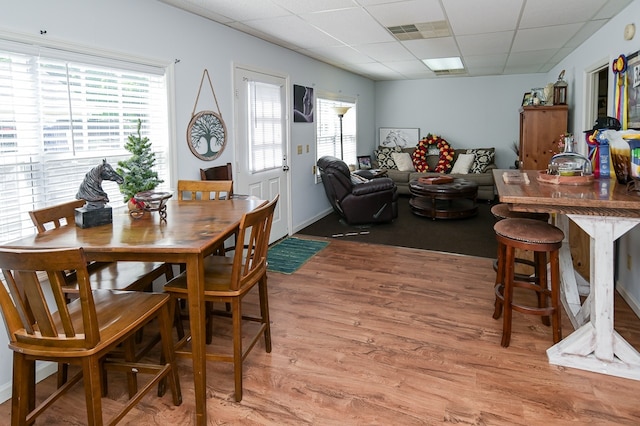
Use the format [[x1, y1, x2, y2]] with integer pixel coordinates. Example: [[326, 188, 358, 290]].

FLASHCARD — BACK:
[[422, 56, 464, 71]]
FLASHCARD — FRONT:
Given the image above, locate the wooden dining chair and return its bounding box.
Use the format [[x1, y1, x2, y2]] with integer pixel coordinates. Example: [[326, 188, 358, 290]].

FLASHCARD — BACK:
[[164, 195, 278, 402], [177, 179, 233, 201], [29, 199, 175, 386], [0, 246, 182, 426], [177, 179, 235, 253], [200, 162, 232, 182]]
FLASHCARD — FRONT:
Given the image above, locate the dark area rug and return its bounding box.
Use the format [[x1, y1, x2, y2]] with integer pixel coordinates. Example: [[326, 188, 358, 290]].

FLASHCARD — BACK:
[[297, 195, 498, 258]]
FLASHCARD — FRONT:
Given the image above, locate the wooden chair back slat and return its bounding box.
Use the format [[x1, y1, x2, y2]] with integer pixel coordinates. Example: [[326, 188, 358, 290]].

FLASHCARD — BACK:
[[177, 180, 233, 201], [28, 199, 85, 233], [200, 162, 232, 181], [0, 247, 100, 349], [231, 195, 278, 290]]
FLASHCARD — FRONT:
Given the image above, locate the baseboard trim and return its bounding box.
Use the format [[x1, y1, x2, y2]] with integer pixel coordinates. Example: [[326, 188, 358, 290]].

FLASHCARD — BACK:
[[617, 284, 640, 319], [293, 207, 333, 234]]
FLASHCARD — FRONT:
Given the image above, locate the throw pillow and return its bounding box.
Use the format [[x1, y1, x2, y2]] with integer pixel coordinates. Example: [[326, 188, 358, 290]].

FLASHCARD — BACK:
[[466, 148, 495, 173], [374, 146, 402, 169], [391, 152, 415, 172], [450, 153, 475, 174]]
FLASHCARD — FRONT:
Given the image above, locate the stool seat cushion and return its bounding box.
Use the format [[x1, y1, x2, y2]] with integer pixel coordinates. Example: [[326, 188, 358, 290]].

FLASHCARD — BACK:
[[494, 218, 564, 244], [491, 203, 550, 221]]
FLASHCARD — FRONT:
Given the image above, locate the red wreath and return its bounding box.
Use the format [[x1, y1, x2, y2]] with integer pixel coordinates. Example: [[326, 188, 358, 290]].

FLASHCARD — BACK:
[[412, 134, 454, 173]]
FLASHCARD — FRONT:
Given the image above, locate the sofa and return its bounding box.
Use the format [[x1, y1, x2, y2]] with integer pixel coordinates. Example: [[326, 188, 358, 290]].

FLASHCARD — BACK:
[[370, 145, 497, 201]]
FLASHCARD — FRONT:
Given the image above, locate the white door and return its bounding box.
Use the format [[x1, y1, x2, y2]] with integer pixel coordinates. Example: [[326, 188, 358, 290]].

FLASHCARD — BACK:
[[234, 66, 290, 242]]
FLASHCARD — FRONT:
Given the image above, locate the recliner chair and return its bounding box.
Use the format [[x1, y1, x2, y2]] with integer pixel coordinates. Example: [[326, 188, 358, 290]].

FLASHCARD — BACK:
[[317, 156, 398, 225]]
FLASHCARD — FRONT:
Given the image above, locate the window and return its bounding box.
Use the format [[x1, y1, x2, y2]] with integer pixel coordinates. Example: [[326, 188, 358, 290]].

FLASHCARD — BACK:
[[248, 81, 284, 173], [0, 40, 170, 244], [316, 96, 356, 172]]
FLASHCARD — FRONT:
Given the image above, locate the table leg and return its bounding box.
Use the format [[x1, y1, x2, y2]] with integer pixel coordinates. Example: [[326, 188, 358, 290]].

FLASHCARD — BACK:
[[555, 214, 591, 329], [186, 254, 207, 425], [547, 215, 640, 380]]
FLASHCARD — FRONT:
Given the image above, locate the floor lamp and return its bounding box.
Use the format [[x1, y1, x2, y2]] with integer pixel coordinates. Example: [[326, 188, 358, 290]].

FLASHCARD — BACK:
[[333, 106, 351, 159]]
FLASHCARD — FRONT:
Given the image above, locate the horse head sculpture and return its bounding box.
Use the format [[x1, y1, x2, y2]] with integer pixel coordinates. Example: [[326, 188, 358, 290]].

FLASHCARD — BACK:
[[76, 159, 124, 210]]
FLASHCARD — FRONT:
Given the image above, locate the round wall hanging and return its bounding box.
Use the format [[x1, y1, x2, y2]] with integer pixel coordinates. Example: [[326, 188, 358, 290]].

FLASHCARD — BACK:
[[187, 69, 226, 161]]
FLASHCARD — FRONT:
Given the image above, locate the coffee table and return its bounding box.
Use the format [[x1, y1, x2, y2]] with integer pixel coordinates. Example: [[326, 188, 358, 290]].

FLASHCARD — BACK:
[[409, 177, 478, 219]]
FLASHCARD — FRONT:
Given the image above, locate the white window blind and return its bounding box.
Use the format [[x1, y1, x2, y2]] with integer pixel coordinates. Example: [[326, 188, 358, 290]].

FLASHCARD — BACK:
[[0, 45, 170, 244], [316, 97, 356, 168], [248, 81, 283, 173]]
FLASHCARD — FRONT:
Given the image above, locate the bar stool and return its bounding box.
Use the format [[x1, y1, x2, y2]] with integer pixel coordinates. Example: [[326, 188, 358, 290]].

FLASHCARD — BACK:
[[490, 203, 550, 282], [492, 218, 564, 347], [490, 203, 549, 222]]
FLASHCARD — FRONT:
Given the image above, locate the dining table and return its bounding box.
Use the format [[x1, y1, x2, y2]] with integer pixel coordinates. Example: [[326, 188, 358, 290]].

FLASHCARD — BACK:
[[493, 169, 640, 381], [2, 198, 265, 425]]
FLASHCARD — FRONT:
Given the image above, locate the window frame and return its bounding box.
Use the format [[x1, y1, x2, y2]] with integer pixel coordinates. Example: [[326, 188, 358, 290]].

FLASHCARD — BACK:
[[315, 92, 357, 182]]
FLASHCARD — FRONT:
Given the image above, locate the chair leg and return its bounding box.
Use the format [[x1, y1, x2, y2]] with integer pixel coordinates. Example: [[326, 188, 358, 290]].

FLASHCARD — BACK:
[[123, 337, 138, 398], [12, 353, 33, 426], [493, 241, 506, 320], [57, 363, 68, 388], [501, 245, 515, 347], [157, 303, 183, 406], [232, 298, 243, 402], [259, 276, 272, 352], [206, 301, 215, 345], [534, 251, 551, 327], [82, 356, 104, 426], [171, 297, 185, 340]]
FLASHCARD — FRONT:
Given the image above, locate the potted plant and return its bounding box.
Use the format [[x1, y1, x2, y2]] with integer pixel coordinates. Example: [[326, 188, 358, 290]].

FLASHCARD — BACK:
[[117, 119, 163, 210]]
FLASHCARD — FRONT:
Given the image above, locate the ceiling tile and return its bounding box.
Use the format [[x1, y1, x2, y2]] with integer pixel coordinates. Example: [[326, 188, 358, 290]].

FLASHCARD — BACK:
[[593, 0, 633, 19], [384, 59, 431, 74], [307, 45, 376, 64], [270, 0, 356, 14], [247, 15, 342, 49], [564, 19, 607, 48], [512, 24, 584, 52], [402, 37, 460, 58], [302, 7, 394, 45], [506, 49, 556, 68], [198, 0, 289, 21], [456, 31, 514, 56], [520, 0, 607, 28], [443, 0, 524, 35], [354, 42, 416, 62], [366, 0, 444, 27], [464, 53, 508, 68]]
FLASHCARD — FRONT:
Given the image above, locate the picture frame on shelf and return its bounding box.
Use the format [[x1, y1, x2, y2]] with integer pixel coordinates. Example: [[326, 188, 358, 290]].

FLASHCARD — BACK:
[[379, 127, 419, 148], [357, 155, 372, 170], [522, 92, 532, 107]]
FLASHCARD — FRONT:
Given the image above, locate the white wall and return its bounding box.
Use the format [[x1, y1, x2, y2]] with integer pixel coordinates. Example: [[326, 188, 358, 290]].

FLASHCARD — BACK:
[[548, 0, 640, 314], [375, 74, 549, 169], [0, 0, 375, 402]]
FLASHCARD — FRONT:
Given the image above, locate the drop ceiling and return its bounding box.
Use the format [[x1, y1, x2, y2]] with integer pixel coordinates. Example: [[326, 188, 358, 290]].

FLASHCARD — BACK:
[[158, 0, 634, 80]]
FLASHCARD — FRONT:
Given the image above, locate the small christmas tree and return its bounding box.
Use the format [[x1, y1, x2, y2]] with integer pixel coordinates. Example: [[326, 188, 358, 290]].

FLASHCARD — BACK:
[[117, 119, 163, 202]]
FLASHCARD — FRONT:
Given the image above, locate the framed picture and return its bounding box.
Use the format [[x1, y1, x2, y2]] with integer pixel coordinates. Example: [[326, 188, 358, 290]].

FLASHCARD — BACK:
[[293, 84, 314, 123], [379, 128, 419, 147], [357, 155, 372, 170], [522, 92, 532, 107]]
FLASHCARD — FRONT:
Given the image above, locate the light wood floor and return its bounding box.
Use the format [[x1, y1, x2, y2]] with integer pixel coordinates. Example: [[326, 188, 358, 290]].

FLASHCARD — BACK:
[[1, 238, 640, 425]]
